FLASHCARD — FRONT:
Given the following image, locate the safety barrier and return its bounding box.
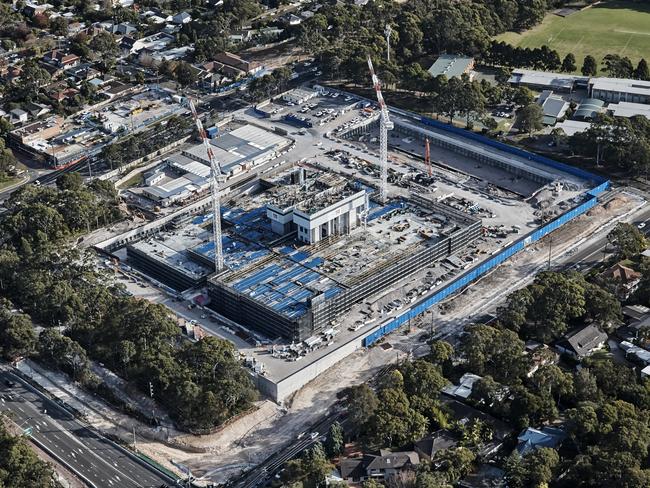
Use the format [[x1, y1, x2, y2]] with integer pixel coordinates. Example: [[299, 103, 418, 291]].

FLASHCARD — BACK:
[[362, 182, 609, 346], [417, 115, 607, 184], [362, 146, 610, 347]]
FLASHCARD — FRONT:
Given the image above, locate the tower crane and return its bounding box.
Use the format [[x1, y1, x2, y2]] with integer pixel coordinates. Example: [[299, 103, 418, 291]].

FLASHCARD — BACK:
[[367, 56, 393, 204], [425, 137, 431, 177], [188, 99, 225, 272]]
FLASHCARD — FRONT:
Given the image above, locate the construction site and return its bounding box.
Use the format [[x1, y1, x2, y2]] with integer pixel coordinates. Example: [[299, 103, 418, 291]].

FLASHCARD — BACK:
[[97, 82, 608, 403]]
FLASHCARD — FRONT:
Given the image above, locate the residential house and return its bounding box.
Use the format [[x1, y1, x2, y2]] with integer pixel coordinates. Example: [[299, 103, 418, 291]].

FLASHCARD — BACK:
[[516, 426, 566, 456], [23, 2, 53, 17], [212, 51, 262, 77], [229, 30, 255, 44], [24, 102, 50, 119], [67, 63, 100, 82], [339, 450, 420, 483], [288, 14, 302, 25], [43, 50, 80, 69], [620, 341, 650, 366], [442, 373, 482, 400], [459, 465, 505, 488], [413, 430, 457, 461], [642, 365, 650, 379], [67, 21, 86, 36], [525, 342, 559, 377], [10, 109, 29, 124], [172, 12, 192, 24], [618, 305, 650, 340], [442, 399, 513, 457], [556, 324, 608, 358], [599, 262, 642, 299]]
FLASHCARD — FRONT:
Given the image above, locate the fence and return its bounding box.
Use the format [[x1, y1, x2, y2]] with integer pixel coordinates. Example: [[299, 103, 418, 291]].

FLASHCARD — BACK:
[[363, 180, 610, 346]]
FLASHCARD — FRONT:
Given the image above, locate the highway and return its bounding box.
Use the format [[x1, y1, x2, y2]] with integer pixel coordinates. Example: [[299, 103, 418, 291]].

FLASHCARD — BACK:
[[0, 370, 177, 488], [230, 412, 343, 488]]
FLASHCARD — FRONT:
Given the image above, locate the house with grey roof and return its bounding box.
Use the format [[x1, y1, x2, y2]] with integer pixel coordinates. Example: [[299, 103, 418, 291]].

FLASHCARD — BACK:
[[172, 12, 192, 24], [556, 324, 607, 358], [414, 430, 457, 461], [339, 450, 420, 483]]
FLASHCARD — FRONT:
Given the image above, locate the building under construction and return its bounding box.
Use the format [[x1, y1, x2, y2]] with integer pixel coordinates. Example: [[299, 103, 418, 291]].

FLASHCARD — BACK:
[[206, 164, 481, 342]]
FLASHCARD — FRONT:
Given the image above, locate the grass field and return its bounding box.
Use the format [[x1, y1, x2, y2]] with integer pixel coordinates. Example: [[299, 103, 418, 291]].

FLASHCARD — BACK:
[[495, 1, 650, 72]]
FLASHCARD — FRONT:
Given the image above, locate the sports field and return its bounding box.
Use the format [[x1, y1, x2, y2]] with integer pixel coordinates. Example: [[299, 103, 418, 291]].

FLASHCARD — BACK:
[[495, 1, 650, 72]]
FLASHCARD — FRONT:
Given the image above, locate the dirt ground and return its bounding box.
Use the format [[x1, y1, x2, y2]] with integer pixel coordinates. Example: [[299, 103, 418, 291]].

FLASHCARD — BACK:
[[128, 190, 646, 486], [33, 187, 642, 486]]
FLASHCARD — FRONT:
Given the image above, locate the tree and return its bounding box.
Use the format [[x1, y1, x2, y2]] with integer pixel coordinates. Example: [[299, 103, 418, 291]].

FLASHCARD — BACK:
[[0, 311, 36, 360], [346, 384, 378, 436], [0, 418, 59, 487], [498, 288, 534, 333], [513, 86, 534, 106], [89, 31, 118, 73], [583, 283, 622, 330], [603, 54, 634, 78], [505, 448, 559, 488], [325, 421, 344, 457], [525, 271, 586, 342], [607, 222, 647, 258], [635, 59, 650, 81], [561, 53, 577, 73], [432, 447, 476, 483], [581, 55, 598, 76], [459, 324, 526, 383], [428, 340, 454, 365], [518, 103, 543, 137], [550, 127, 567, 147], [366, 387, 427, 447], [175, 61, 197, 87]]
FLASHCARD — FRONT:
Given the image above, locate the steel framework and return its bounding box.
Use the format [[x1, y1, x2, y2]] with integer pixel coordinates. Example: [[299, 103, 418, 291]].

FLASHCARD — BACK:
[[367, 56, 393, 203], [188, 99, 225, 272]]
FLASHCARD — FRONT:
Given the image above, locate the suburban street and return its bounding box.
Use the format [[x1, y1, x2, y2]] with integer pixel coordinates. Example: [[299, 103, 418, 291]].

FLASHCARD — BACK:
[[0, 369, 176, 488]]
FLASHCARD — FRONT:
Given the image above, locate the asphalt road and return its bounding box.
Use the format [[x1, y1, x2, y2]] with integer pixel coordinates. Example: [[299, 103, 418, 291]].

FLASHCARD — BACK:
[[562, 207, 650, 272], [0, 370, 176, 488], [230, 412, 343, 488]]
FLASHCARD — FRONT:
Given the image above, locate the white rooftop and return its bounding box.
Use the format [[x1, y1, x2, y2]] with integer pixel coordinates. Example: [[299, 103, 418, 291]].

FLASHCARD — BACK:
[[509, 69, 588, 90], [609, 101, 650, 119], [590, 77, 650, 97], [555, 120, 591, 136]]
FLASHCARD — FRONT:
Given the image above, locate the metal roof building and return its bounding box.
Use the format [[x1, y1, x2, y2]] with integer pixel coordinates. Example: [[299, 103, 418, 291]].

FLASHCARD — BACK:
[[574, 98, 605, 120], [427, 54, 475, 79]]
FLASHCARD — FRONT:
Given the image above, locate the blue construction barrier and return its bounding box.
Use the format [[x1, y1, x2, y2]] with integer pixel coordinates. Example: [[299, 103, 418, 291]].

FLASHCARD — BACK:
[[362, 186, 609, 346], [361, 122, 611, 347], [417, 116, 607, 185]]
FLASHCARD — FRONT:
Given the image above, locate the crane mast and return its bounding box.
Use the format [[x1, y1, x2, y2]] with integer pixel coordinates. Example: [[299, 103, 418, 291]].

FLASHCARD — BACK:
[[367, 56, 393, 204], [188, 99, 225, 272], [425, 138, 431, 177]]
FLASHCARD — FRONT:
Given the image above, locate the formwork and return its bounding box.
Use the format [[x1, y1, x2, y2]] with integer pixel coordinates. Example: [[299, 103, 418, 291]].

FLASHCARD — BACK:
[[207, 194, 482, 342]]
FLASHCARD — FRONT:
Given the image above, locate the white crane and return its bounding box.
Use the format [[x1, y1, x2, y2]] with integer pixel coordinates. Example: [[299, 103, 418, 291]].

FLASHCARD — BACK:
[[367, 56, 393, 203], [384, 25, 392, 63], [188, 99, 225, 272]]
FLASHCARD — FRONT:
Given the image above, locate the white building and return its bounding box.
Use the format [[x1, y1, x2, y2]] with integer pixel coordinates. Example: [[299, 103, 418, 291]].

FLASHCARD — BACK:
[[589, 77, 650, 104], [608, 101, 650, 119], [268, 187, 367, 244], [283, 88, 317, 105]]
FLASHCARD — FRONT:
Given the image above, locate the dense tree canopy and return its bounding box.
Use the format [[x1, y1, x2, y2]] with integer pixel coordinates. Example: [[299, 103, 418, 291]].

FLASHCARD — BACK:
[[0, 418, 60, 488]]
